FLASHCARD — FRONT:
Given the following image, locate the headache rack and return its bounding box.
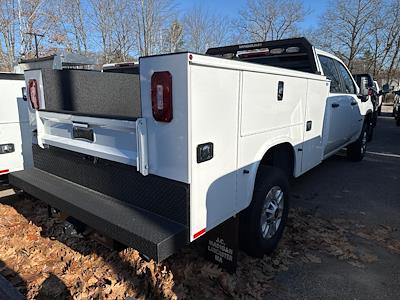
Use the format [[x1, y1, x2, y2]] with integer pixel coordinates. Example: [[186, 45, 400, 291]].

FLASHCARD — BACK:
[[206, 37, 319, 74], [19, 52, 97, 70]]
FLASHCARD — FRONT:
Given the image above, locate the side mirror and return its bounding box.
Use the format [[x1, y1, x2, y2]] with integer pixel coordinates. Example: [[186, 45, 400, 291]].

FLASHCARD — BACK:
[[357, 93, 368, 102], [359, 76, 369, 96]]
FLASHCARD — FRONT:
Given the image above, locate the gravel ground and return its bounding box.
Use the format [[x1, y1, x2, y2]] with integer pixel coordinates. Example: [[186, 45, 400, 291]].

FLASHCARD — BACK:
[[0, 105, 399, 299]]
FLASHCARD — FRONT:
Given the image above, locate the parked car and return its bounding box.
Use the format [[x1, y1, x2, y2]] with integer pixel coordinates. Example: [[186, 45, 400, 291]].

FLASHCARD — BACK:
[[393, 91, 400, 126], [373, 80, 383, 115], [353, 73, 380, 141], [10, 38, 373, 264], [0, 73, 32, 179]]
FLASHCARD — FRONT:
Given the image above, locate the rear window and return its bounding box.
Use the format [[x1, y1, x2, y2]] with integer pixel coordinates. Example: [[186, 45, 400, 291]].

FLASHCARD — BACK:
[[241, 53, 312, 73], [318, 55, 342, 93], [334, 61, 356, 94]]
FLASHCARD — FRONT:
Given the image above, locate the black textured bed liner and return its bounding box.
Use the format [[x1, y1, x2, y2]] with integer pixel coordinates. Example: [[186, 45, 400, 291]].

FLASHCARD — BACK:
[[39, 69, 141, 119], [10, 168, 188, 262]]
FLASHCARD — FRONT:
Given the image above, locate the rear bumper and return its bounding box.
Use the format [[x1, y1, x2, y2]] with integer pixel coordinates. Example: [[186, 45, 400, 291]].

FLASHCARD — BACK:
[[10, 168, 188, 262]]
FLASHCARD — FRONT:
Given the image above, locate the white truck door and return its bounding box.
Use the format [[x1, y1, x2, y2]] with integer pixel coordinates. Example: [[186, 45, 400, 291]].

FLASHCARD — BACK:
[[334, 60, 363, 141], [318, 55, 351, 155], [301, 79, 329, 173]]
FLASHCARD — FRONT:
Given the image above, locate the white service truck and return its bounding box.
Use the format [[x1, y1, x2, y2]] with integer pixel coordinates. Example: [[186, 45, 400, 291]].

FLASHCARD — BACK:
[[10, 38, 373, 263], [0, 73, 32, 177]]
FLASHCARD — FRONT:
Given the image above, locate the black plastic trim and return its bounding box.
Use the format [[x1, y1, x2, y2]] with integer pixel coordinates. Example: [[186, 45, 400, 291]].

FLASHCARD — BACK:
[[0, 73, 24, 80]]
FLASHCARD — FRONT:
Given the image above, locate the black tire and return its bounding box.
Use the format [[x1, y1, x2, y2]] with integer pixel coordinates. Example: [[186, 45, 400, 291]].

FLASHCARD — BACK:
[[366, 123, 374, 142], [239, 166, 289, 257], [396, 117, 400, 126], [347, 122, 368, 161], [367, 112, 378, 142]]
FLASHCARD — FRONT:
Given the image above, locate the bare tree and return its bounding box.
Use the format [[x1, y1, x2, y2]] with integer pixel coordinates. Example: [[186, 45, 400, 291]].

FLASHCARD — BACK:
[[89, 0, 116, 62], [0, 0, 58, 69], [57, 0, 88, 54], [18, 0, 60, 58], [110, 0, 136, 61], [183, 5, 230, 53], [378, 0, 400, 81], [131, 0, 174, 56], [316, 0, 380, 71], [236, 0, 309, 42], [0, 0, 18, 70], [163, 19, 183, 53]]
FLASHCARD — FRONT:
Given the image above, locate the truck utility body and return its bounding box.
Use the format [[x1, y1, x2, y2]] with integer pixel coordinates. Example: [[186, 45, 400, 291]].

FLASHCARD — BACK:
[[0, 73, 32, 175], [10, 38, 372, 262]]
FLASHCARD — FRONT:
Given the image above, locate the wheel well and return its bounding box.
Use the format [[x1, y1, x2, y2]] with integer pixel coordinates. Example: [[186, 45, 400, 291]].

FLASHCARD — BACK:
[[259, 143, 295, 177]]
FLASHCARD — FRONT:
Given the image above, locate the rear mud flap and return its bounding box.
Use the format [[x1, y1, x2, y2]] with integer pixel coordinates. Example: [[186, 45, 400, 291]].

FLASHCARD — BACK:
[[204, 216, 239, 274]]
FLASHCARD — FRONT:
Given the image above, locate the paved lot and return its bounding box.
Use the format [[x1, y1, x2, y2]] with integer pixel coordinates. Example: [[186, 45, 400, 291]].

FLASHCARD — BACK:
[[270, 106, 400, 299]]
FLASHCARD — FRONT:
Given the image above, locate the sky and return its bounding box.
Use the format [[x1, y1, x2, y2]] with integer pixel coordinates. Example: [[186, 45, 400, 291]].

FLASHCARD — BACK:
[[176, 0, 329, 30]]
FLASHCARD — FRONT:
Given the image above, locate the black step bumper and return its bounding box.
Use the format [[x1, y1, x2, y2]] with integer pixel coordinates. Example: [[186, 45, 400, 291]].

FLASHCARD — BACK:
[[10, 168, 188, 262]]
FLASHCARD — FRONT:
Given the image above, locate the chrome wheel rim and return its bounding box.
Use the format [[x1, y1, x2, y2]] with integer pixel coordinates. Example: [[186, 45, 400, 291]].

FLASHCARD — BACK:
[[260, 186, 284, 239]]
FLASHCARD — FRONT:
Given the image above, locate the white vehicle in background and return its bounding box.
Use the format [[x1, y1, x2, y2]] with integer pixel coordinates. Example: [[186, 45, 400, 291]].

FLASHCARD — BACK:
[[0, 73, 32, 177], [10, 38, 373, 268], [102, 61, 139, 74], [373, 80, 383, 115]]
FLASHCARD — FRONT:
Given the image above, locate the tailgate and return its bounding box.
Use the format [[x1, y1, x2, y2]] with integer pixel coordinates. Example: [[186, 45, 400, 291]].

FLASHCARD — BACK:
[[35, 111, 148, 175], [25, 68, 148, 175]]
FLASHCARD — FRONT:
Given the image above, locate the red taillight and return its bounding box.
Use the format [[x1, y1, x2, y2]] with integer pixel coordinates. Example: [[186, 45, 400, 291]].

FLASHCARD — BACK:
[[0, 169, 9, 174], [368, 88, 373, 96], [151, 71, 172, 122], [28, 79, 39, 110]]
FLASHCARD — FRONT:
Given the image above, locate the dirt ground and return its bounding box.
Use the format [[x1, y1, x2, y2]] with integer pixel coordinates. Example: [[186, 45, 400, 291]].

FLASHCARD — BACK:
[[0, 105, 399, 299]]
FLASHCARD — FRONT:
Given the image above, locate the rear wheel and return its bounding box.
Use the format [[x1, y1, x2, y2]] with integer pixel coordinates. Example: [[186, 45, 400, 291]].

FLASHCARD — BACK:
[[240, 166, 289, 257], [347, 122, 367, 161]]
